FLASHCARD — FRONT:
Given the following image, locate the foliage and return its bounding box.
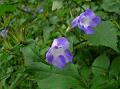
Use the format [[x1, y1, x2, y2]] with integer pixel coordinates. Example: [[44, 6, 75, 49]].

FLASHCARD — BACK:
[[0, 0, 120, 89]]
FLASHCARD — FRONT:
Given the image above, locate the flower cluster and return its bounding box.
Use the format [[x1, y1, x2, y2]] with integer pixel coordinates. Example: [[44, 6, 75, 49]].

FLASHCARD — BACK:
[[46, 9, 101, 69], [71, 9, 101, 34], [46, 37, 73, 68]]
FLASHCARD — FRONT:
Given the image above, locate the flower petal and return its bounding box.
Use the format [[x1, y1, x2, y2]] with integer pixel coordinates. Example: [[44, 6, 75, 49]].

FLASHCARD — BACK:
[[46, 52, 54, 64], [36, 7, 44, 13], [52, 55, 66, 68], [51, 39, 58, 47], [84, 9, 95, 18], [1, 29, 7, 38], [52, 37, 69, 49], [79, 26, 94, 34], [71, 16, 79, 29], [84, 26, 94, 34], [65, 49, 73, 62], [90, 16, 101, 27]]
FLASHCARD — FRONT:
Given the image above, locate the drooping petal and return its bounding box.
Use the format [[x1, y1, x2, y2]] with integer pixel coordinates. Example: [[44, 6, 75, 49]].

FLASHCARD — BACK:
[[65, 49, 73, 62], [52, 55, 66, 68], [58, 55, 66, 64], [78, 25, 94, 34], [83, 26, 94, 34], [90, 16, 101, 27]]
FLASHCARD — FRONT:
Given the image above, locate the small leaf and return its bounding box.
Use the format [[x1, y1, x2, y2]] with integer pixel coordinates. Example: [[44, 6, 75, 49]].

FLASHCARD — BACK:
[[52, 0, 63, 11], [43, 26, 54, 41], [92, 54, 110, 76], [20, 41, 39, 65]]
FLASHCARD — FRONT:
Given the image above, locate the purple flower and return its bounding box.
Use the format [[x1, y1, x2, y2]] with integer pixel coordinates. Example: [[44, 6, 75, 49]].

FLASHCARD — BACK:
[[71, 9, 101, 34], [1, 29, 8, 38], [36, 7, 44, 13], [46, 37, 73, 69]]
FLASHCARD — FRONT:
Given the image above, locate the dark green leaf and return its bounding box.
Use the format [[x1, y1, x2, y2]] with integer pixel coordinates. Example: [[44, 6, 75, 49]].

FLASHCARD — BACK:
[[87, 21, 118, 52], [92, 54, 110, 76], [0, 4, 16, 16]]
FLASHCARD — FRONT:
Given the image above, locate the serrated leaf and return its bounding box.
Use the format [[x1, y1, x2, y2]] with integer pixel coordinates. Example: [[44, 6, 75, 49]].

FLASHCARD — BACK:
[[92, 54, 110, 76], [87, 21, 118, 52], [52, 0, 63, 11]]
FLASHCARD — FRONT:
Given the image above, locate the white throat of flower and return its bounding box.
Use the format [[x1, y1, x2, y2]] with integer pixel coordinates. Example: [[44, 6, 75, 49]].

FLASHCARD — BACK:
[[50, 47, 65, 58], [80, 16, 92, 27]]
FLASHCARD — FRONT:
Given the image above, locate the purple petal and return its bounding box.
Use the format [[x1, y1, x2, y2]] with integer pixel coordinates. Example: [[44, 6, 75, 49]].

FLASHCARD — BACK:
[[46, 52, 54, 64], [57, 37, 69, 48], [51, 37, 69, 49], [1, 29, 7, 38], [84, 26, 94, 34], [52, 55, 66, 68], [90, 16, 101, 27], [84, 9, 95, 18], [79, 26, 94, 34], [78, 13, 85, 23], [71, 16, 79, 29], [65, 49, 73, 62], [36, 7, 44, 13], [59, 55, 66, 64], [51, 39, 58, 47]]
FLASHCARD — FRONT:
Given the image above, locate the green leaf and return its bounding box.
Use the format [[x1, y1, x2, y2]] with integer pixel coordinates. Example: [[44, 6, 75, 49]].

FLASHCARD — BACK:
[[0, 4, 16, 16], [80, 66, 91, 80], [52, 0, 63, 11], [20, 41, 39, 65], [91, 76, 118, 89], [101, 0, 120, 14], [87, 21, 118, 52], [27, 62, 83, 89], [109, 56, 120, 76], [92, 54, 110, 76], [43, 26, 54, 41]]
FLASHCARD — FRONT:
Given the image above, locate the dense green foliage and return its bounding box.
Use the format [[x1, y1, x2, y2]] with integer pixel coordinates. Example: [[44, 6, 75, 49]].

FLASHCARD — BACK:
[[0, 0, 120, 89]]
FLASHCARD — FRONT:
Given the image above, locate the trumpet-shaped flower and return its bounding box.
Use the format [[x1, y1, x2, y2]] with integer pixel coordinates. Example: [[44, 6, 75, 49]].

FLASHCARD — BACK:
[[71, 9, 101, 34], [46, 37, 73, 68]]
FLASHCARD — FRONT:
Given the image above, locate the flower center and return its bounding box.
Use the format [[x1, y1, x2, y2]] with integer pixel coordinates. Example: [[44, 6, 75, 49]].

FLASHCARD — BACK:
[[80, 16, 92, 27], [50, 47, 65, 58]]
